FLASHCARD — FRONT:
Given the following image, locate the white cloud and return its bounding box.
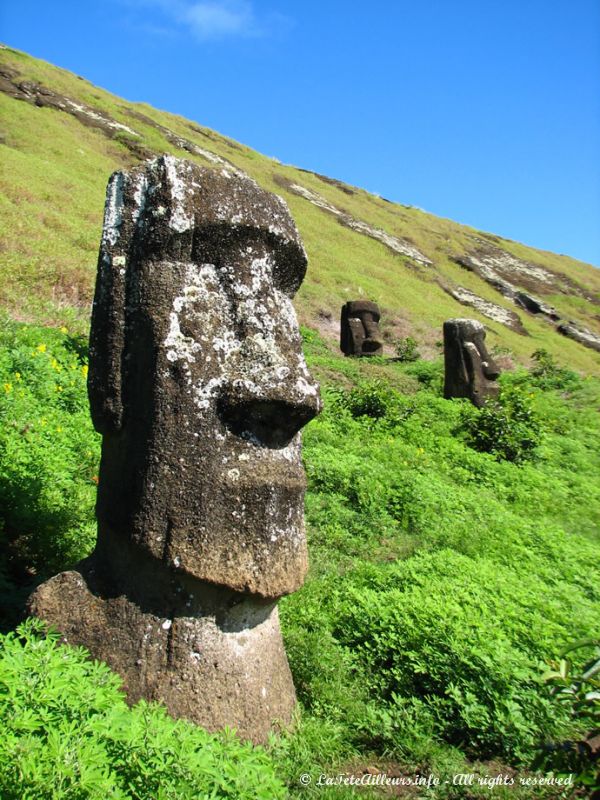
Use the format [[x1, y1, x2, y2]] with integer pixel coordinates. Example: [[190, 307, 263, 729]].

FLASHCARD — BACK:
[[126, 0, 266, 40], [181, 1, 259, 39]]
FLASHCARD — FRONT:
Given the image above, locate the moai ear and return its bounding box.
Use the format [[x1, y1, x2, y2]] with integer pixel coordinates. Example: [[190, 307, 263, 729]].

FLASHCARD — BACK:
[[463, 341, 483, 384], [88, 170, 132, 434]]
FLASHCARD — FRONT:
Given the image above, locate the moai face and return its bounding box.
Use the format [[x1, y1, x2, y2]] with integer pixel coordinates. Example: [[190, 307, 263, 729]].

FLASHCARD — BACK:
[[443, 318, 500, 407], [89, 157, 321, 598], [340, 300, 384, 356]]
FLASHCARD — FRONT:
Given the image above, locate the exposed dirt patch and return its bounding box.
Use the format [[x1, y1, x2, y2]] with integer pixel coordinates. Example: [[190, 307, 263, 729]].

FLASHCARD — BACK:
[[297, 166, 357, 195], [313, 308, 341, 342]]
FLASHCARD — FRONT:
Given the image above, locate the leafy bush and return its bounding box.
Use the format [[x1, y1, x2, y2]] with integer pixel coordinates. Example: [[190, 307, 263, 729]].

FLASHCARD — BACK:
[[529, 349, 582, 392], [462, 386, 543, 464], [332, 551, 592, 761], [0, 320, 100, 585], [394, 336, 420, 362], [535, 639, 600, 792], [403, 357, 443, 391], [0, 618, 286, 800], [334, 379, 415, 426]]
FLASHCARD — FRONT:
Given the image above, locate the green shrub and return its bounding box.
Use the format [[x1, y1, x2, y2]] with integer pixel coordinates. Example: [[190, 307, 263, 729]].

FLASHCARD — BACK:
[[529, 349, 582, 392], [0, 618, 286, 800], [344, 380, 396, 419], [462, 386, 543, 464], [403, 358, 443, 391], [334, 380, 415, 425], [394, 336, 420, 362], [0, 320, 100, 584], [331, 550, 595, 761], [534, 639, 600, 792]]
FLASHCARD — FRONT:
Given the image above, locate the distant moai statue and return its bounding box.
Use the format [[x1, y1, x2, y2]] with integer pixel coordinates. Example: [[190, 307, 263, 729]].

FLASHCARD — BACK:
[[340, 300, 384, 356], [28, 156, 322, 742], [443, 318, 500, 407]]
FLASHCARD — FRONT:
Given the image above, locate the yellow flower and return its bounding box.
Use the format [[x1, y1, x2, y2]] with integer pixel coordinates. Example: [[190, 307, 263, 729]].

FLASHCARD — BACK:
[[60, 326, 68, 334], [51, 358, 60, 371], [82, 364, 89, 378], [37, 343, 47, 353], [55, 385, 63, 392], [56, 426, 63, 433], [14, 372, 21, 382], [3, 382, 12, 393]]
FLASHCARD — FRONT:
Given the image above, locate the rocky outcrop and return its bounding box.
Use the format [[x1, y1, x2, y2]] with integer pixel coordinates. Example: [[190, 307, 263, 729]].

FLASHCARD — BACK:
[[443, 318, 500, 407], [0, 67, 149, 148], [124, 108, 240, 171], [557, 321, 600, 354], [274, 175, 432, 266], [443, 285, 527, 334], [28, 156, 322, 742], [453, 245, 600, 352], [0, 66, 231, 168]]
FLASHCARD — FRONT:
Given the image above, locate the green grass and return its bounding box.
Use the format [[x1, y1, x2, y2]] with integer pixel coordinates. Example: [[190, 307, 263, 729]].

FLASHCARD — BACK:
[[1, 320, 598, 797], [1, 44, 599, 375]]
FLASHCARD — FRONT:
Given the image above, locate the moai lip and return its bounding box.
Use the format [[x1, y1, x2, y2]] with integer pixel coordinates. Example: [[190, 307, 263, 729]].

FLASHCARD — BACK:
[[340, 300, 384, 356], [28, 155, 322, 742], [443, 318, 501, 407]]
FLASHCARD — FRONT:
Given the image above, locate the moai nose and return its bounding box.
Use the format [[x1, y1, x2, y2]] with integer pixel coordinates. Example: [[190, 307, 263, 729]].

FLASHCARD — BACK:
[[218, 395, 319, 447]]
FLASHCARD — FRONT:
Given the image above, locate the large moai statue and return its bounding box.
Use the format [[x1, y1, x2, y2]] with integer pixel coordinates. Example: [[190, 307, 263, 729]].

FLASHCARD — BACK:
[[443, 318, 500, 407], [28, 155, 322, 742], [340, 300, 384, 356]]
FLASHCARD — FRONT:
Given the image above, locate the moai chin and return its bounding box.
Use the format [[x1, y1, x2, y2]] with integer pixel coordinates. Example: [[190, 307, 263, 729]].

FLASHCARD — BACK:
[[340, 300, 384, 356], [28, 155, 322, 742], [443, 318, 500, 407]]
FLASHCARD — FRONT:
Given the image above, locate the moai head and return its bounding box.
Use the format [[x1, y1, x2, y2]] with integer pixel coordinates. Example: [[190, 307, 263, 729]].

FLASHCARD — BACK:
[[443, 318, 500, 407], [88, 156, 322, 598], [340, 300, 384, 356]]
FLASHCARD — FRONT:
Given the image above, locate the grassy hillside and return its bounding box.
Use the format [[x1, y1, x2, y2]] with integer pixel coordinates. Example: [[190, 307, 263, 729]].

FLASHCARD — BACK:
[[1, 44, 599, 798], [1, 44, 599, 374], [1, 318, 599, 797]]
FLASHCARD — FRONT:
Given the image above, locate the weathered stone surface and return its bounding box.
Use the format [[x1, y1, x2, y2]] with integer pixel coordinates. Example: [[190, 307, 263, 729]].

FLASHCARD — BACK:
[[443, 318, 500, 407], [340, 300, 384, 356], [444, 284, 527, 334], [28, 534, 297, 743], [28, 155, 321, 741], [557, 321, 600, 354]]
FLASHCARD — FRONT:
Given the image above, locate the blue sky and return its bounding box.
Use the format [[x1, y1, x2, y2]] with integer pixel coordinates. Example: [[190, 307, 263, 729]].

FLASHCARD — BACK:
[[2, 0, 599, 265]]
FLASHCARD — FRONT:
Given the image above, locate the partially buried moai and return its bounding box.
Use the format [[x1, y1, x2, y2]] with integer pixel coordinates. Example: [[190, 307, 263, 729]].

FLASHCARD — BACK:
[[28, 155, 322, 742], [443, 318, 500, 407], [340, 300, 384, 356]]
